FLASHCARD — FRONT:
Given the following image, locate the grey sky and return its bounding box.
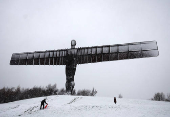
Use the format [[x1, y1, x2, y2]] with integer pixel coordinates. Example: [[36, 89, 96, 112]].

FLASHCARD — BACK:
[[0, 0, 170, 99]]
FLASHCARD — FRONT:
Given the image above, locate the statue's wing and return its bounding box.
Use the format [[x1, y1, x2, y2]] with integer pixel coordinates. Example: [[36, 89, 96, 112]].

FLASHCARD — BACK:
[[10, 41, 159, 65], [10, 49, 68, 65], [76, 41, 159, 64]]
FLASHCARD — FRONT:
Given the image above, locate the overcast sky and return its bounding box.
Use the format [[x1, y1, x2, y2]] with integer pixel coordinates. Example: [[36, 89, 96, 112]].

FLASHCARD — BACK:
[[0, 0, 170, 99]]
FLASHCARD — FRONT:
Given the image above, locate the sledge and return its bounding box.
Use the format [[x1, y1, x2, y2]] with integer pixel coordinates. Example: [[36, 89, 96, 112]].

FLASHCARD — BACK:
[[45, 104, 48, 109]]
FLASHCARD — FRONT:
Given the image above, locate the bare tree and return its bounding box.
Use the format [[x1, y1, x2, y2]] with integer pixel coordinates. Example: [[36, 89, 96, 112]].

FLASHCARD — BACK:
[[166, 93, 170, 101], [153, 92, 165, 101], [90, 88, 97, 96], [72, 89, 76, 95]]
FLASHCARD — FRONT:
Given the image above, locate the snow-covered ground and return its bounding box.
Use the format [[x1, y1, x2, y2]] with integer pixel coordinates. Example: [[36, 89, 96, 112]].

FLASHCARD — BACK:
[[0, 95, 170, 117]]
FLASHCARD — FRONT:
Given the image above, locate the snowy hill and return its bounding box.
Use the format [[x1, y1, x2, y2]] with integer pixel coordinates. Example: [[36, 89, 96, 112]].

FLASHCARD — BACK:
[[0, 95, 170, 117]]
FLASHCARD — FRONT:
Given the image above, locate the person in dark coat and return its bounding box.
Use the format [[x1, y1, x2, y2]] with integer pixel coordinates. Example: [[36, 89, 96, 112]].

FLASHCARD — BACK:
[[114, 97, 117, 104], [40, 99, 48, 109]]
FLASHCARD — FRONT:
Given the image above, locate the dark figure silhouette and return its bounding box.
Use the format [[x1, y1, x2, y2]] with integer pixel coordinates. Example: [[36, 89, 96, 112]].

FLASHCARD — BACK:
[[40, 99, 48, 109], [114, 97, 117, 104]]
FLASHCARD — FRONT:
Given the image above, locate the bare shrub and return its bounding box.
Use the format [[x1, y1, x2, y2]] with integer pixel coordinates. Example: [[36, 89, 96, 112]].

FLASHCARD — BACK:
[[77, 89, 91, 96], [58, 88, 66, 95], [77, 88, 97, 96]]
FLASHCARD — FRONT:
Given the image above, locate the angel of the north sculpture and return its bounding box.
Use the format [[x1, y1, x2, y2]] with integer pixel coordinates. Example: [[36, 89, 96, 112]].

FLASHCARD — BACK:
[[10, 40, 159, 94]]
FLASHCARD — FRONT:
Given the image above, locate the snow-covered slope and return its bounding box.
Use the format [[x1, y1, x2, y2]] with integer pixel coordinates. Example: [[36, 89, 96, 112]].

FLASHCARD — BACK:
[[0, 95, 170, 117]]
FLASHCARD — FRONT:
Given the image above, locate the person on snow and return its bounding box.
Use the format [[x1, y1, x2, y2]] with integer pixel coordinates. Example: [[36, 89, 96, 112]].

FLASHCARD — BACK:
[[114, 97, 117, 104], [40, 99, 48, 109]]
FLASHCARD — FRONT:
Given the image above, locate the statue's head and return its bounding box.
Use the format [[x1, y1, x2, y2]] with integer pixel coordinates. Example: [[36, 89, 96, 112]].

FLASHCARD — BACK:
[[71, 40, 76, 49]]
